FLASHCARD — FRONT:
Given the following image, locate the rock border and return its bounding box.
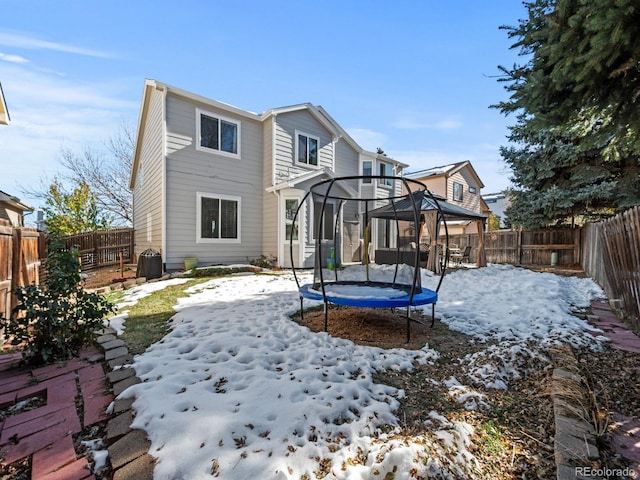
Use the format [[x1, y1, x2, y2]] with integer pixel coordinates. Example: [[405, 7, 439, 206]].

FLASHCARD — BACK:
[[95, 327, 154, 480], [549, 345, 603, 480]]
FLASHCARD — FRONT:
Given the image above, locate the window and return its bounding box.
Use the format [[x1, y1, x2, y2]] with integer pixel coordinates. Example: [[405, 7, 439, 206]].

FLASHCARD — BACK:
[[362, 160, 372, 183], [146, 213, 152, 242], [296, 131, 319, 166], [377, 219, 391, 248], [196, 192, 241, 243], [196, 108, 240, 156], [469, 186, 477, 194], [379, 162, 393, 187], [285, 199, 299, 241], [453, 182, 463, 202], [313, 201, 334, 240]]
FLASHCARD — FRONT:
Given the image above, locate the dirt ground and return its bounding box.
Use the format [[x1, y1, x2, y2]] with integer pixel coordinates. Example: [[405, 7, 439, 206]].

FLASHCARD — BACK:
[[292, 304, 635, 478], [81, 264, 138, 289]]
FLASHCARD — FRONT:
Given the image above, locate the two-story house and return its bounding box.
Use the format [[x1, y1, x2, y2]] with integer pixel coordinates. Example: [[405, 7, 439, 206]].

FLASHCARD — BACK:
[[405, 161, 485, 235], [129, 79, 407, 271]]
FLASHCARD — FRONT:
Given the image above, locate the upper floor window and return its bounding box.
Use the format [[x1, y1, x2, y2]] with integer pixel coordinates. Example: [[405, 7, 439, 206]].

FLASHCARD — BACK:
[[379, 162, 393, 187], [453, 182, 463, 202], [469, 186, 477, 194], [362, 160, 372, 184], [296, 131, 319, 166], [196, 108, 240, 157]]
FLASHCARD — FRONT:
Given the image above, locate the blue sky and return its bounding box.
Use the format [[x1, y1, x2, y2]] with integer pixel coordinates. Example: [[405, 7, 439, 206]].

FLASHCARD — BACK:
[[0, 1, 526, 209]]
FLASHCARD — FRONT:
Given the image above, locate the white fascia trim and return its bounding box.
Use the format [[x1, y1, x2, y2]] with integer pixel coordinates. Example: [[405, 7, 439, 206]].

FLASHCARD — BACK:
[[154, 79, 261, 121], [161, 86, 168, 261]]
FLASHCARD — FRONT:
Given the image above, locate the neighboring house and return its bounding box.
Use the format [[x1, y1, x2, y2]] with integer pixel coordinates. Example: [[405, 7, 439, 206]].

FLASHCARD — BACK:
[[482, 192, 510, 228], [0, 191, 33, 227], [404, 161, 485, 235], [0, 82, 9, 125], [129, 79, 408, 270]]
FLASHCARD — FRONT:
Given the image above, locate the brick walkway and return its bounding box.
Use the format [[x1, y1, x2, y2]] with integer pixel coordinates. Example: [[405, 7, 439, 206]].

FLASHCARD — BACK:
[[587, 298, 640, 478], [0, 346, 113, 480]]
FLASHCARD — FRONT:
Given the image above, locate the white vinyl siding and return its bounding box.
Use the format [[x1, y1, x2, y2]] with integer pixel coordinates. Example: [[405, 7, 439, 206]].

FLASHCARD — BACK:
[[132, 87, 164, 258], [273, 110, 333, 179], [163, 94, 263, 269]]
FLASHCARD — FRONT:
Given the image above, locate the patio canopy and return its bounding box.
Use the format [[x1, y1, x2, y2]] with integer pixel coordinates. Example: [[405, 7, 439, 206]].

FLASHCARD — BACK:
[[369, 190, 487, 269], [368, 190, 487, 222]]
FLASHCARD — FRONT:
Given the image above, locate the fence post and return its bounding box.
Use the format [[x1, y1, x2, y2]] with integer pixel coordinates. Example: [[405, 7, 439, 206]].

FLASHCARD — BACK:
[[10, 228, 23, 314], [516, 229, 522, 265], [94, 231, 99, 268]]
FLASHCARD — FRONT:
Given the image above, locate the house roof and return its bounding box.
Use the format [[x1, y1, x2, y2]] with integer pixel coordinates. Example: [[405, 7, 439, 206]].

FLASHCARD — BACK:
[[0, 190, 33, 212], [267, 167, 358, 198], [0, 82, 10, 125], [405, 160, 485, 188], [130, 79, 408, 188]]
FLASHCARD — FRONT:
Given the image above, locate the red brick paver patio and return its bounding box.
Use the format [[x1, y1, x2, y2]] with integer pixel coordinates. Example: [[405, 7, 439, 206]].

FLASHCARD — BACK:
[[0, 346, 113, 479], [588, 298, 640, 478]]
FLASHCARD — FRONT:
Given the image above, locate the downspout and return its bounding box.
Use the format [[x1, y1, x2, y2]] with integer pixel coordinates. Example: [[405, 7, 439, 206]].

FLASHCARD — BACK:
[[160, 84, 168, 272], [271, 114, 284, 267]]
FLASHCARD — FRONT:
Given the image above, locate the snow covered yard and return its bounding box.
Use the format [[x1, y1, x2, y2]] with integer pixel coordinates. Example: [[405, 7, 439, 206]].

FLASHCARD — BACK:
[[114, 264, 605, 479]]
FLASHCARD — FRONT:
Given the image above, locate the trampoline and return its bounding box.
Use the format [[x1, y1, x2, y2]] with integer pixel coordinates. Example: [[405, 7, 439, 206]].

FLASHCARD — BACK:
[[290, 175, 449, 342]]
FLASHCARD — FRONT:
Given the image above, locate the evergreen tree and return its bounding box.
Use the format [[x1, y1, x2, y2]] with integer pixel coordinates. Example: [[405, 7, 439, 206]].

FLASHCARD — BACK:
[[495, 0, 640, 227]]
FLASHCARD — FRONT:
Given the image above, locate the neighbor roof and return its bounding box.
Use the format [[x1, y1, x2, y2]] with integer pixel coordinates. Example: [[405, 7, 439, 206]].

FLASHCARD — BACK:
[[0, 190, 33, 212], [405, 160, 485, 189], [0, 82, 10, 125]]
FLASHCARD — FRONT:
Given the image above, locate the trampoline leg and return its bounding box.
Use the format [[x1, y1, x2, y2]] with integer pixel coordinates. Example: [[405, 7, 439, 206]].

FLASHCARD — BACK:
[[431, 303, 436, 328], [300, 296, 304, 321], [323, 302, 328, 332], [406, 316, 411, 343]]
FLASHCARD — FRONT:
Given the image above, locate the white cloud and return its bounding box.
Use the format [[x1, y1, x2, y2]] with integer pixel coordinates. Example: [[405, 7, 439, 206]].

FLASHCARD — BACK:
[[0, 62, 138, 202], [346, 127, 387, 151], [0, 30, 115, 59], [0, 52, 29, 64]]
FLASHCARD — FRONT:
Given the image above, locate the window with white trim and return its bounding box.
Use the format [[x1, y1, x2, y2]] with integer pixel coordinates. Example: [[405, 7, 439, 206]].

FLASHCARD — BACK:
[[196, 192, 241, 243], [296, 131, 319, 166], [379, 162, 393, 187], [453, 182, 463, 202], [196, 108, 240, 156], [285, 199, 299, 241], [362, 160, 372, 183]]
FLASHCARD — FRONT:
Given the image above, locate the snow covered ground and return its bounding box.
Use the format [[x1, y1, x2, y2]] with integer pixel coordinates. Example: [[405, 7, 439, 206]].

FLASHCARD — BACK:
[[113, 264, 605, 479]]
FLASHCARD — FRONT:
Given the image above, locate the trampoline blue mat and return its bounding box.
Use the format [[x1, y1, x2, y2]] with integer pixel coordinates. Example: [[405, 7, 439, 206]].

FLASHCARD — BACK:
[[299, 282, 437, 308]]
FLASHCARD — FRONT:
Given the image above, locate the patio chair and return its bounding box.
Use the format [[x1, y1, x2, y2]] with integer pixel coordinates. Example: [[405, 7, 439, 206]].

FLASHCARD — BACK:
[[452, 245, 472, 265]]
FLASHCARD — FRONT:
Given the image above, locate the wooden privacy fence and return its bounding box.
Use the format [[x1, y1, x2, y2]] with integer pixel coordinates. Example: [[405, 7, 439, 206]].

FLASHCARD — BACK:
[[0, 219, 46, 320], [61, 228, 134, 271], [448, 227, 581, 266], [582, 206, 640, 329]]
